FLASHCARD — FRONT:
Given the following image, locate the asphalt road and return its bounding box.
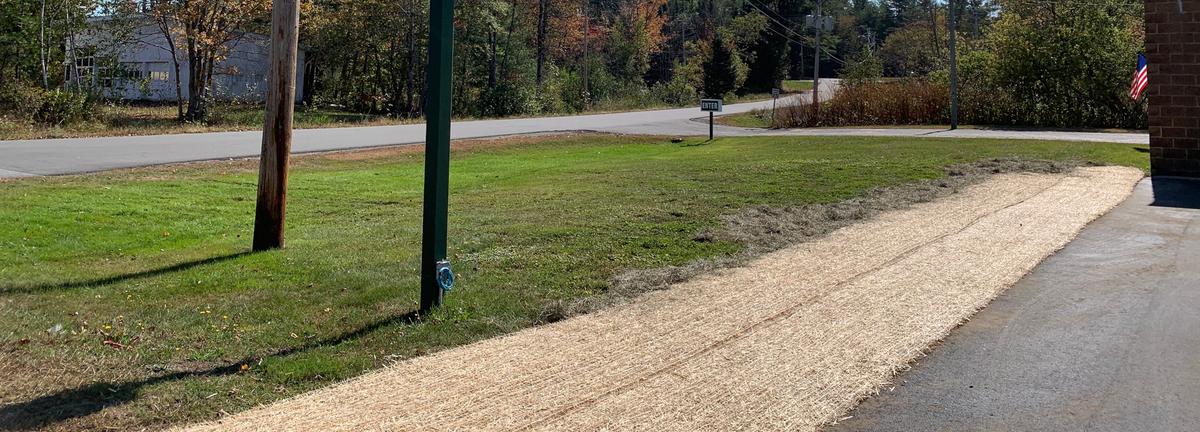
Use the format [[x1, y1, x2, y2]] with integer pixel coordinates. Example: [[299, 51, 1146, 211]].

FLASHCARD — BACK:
[[0, 79, 1149, 178], [827, 177, 1200, 432], [0, 84, 831, 178]]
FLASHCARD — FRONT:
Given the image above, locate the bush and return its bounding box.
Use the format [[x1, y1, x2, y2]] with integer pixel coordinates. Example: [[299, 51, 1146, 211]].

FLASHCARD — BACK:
[[478, 82, 538, 118], [0, 83, 48, 122], [652, 73, 698, 106], [839, 47, 884, 86], [36, 90, 98, 126]]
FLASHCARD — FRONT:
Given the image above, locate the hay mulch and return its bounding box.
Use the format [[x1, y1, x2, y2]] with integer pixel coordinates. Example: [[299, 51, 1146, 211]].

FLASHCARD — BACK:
[[180, 166, 1143, 432]]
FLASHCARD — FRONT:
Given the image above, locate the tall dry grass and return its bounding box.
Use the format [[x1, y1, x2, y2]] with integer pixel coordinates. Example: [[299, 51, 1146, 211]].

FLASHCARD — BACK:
[[775, 79, 1147, 130], [776, 81, 950, 128]]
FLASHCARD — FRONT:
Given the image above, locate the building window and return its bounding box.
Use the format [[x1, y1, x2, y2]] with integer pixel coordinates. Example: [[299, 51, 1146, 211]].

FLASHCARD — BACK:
[[147, 62, 169, 81], [74, 56, 95, 83]]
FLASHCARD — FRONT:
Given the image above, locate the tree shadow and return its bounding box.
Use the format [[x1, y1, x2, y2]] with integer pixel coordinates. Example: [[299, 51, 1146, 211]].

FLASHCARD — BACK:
[[0, 309, 421, 431], [0, 251, 255, 294]]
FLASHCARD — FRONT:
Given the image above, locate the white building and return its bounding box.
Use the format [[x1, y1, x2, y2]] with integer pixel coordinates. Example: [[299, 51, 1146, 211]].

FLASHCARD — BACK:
[[68, 19, 305, 102]]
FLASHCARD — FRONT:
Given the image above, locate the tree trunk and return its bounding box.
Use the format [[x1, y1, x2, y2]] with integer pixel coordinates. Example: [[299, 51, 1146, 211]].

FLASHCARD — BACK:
[[406, 1, 418, 115], [158, 17, 185, 120], [39, 0, 48, 89], [928, 0, 942, 60], [535, 0, 548, 88], [488, 30, 497, 89]]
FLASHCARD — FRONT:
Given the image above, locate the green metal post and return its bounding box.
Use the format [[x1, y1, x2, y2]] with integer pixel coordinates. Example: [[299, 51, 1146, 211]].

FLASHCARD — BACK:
[[421, 0, 455, 313]]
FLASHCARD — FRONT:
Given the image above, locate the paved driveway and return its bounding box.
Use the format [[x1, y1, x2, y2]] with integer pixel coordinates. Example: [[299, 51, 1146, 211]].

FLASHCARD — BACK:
[[827, 177, 1200, 432]]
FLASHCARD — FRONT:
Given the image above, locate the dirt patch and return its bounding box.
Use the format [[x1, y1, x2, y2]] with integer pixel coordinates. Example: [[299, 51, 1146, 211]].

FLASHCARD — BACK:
[[543, 158, 1084, 321]]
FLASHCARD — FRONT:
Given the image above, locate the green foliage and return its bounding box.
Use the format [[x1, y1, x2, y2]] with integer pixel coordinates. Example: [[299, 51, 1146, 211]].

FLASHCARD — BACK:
[[479, 82, 539, 117], [702, 34, 739, 99], [608, 14, 655, 82], [0, 82, 48, 121], [35, 89, 97, 126], [653, 70, 699, 106], [879, 18, 944, 77], [974, 0, 1146, 128], [839, 46, 884, 86]]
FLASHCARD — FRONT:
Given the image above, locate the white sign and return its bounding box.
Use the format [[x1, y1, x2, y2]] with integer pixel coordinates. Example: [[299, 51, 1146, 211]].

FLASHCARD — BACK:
[[700, 99, 723, 112], [771, 88, 780, 98]]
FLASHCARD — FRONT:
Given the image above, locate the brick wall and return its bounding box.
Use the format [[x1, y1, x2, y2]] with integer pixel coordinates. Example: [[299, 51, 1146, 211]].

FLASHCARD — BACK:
[[1147, 0, 1200, 177]]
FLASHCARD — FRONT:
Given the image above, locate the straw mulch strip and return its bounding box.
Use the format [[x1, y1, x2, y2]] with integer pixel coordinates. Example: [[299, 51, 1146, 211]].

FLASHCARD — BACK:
[[181, 166, 1143, 432]]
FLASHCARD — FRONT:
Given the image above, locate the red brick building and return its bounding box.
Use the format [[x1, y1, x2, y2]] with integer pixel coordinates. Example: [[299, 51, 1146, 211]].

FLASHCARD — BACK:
[[1147, 0, 1200, 177]]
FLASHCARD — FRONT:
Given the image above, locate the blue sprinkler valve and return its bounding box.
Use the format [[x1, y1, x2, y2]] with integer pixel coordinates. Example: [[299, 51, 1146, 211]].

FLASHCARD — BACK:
[[435, 260, 455, 292]]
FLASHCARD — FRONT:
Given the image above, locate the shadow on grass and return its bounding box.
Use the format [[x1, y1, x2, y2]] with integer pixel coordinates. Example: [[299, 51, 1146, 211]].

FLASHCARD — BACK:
[[0, 251, 254, 294], [0, 309, 422, 431]]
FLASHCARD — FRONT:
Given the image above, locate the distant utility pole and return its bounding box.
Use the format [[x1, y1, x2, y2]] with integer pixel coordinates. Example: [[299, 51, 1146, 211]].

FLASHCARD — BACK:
[[812, 0, 823, 116], [252, 0, 300, 251], [420, 0, 456, 313], [949, 0, 959, 130], [582, 1, 589, 106]]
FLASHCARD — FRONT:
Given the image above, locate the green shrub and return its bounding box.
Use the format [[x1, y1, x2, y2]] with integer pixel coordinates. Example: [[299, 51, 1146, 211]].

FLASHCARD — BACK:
[[0, 83, 48, 121], [478, 82, 538, 118], [653, 73, 698, 106], [839, 47, 884, 87], [35, 90, 97, 126]]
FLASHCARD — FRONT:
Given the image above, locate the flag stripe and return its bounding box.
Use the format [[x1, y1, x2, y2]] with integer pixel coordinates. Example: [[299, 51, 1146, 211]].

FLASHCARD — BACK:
[[1130, 54, 1149, 101]]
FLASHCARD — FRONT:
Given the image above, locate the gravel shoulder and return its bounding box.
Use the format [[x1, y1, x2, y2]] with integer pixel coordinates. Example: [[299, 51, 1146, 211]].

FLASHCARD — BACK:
[[180, 166, 1144, 432]]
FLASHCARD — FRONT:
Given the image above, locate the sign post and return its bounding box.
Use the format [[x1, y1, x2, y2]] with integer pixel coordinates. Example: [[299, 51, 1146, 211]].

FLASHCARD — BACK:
[[420, 0, 455, 313], [700, 98, 723, 140], [771, 87, 780, 126]]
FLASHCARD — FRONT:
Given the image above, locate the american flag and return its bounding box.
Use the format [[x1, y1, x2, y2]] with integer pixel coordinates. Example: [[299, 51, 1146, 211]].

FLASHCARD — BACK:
[[1130, 54, 1149, 101]]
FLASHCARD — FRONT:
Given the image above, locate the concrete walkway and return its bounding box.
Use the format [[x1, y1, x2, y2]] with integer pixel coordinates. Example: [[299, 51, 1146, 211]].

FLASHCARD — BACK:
[[828, 177, 1200, 432], [180, 167, 1143, 432], [755, 127, 1149, 145]]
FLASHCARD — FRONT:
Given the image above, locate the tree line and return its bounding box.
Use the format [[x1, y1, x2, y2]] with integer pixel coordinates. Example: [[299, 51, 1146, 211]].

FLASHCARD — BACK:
[[9, 0, 1143, 129]]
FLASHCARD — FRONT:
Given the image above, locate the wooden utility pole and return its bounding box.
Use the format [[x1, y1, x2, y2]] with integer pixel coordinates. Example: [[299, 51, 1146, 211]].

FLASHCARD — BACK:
[[812, 0, 822, 116], [582, 1, 590, 107], [949, 0, 959, 130], [420, 0, 456, 312], [252, 0, 301, 251]]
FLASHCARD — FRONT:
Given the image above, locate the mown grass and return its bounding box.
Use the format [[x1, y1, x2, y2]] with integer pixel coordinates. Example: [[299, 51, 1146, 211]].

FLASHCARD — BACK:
[[0, 134, 1148, 430], [782, 79, 814, 92]]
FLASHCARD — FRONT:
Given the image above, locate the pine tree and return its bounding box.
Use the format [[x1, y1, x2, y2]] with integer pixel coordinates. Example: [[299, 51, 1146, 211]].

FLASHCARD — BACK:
[[702, 34, 738, 98]]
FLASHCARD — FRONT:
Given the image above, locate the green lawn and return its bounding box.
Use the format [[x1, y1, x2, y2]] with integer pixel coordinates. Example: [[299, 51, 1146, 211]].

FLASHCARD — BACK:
[[782, 79, 815, 92], [0, 135, 1148, 430], [717, 110, 775, 128]]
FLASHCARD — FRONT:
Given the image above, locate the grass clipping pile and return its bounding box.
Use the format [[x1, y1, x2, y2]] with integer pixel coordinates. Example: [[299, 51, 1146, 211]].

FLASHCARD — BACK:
[[183, 163, 1143, 431]]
